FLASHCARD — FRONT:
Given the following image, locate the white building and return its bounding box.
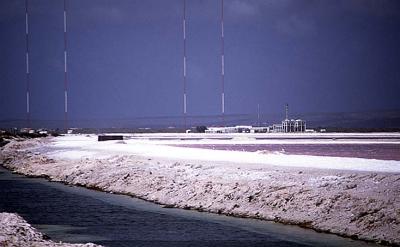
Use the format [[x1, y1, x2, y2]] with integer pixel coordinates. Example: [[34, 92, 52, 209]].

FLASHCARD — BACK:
[[205, 125, 252, 134]]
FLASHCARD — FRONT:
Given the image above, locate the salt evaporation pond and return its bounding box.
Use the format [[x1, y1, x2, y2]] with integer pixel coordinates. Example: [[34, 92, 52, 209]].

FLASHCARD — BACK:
[[173, 144, 400, 161], [0, 167, 378, 247]]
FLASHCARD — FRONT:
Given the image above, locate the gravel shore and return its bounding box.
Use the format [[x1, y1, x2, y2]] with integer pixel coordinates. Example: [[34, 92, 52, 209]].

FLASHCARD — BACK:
[[1, 137, 399, 245], [0, 212, 100, 247]]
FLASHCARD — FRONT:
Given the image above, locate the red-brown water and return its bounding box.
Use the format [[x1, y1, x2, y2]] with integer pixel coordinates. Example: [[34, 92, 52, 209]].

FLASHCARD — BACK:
[[173, 144, 400, 161]]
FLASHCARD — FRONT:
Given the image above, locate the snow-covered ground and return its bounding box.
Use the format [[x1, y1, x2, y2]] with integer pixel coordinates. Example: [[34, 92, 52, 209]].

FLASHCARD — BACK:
[[128, 132, 400, 143], [47, 134, 400, 173], [0, 213, 100, 247], [1, 133, 400, 245]]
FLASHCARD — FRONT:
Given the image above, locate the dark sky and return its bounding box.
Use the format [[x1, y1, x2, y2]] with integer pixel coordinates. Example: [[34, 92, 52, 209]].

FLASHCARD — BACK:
[[1, 0, 400, 128]]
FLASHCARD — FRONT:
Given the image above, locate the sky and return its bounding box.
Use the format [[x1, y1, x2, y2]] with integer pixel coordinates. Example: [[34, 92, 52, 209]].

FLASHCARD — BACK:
[[1, 0, 400, 128]]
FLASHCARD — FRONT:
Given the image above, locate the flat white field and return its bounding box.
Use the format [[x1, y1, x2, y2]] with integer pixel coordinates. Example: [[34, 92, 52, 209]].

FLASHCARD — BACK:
[[47, 134, 400, 173]]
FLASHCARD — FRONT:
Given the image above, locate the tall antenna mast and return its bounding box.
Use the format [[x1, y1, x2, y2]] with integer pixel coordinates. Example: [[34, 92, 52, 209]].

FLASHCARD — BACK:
[[183, 0, 187, 130], [285, 103, 289, 120], [257, 104, 260, 126], [25, 0, 31, 128], [220, 0, 225, 126], [63, 0, 68, 132], [182, 0, 187, 130]]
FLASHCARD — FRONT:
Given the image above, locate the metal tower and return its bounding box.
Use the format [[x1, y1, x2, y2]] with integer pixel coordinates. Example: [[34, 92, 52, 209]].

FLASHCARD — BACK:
[[63, 0, 68, 132], [25, 0, 31, 128], [183, 0, 187, 129], [285, 103, 289, 120], [220, 0, 225, 126]]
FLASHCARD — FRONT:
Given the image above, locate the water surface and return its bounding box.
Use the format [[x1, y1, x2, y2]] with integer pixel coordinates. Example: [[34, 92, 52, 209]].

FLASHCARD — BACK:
[[0, 167, 377, 247]]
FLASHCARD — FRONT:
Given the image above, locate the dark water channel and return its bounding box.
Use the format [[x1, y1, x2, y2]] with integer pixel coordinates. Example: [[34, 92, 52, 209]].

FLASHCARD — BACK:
[[0, 167, 377, 247]]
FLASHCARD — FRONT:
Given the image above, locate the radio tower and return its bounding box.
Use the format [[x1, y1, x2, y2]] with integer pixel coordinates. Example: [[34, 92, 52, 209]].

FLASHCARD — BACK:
[[285, 103, 289, 120], [25, 0, 31, 128], [63, 0, 68, 132], [220, 0, 225, 126], [183, 0, 187, 130]]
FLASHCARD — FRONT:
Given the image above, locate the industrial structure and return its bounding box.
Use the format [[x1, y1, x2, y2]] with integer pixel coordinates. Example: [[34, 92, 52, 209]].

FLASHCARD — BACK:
[[272, 104, 306, 133], [205, 104, 307, 133], [274, 119, 306, 133]]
